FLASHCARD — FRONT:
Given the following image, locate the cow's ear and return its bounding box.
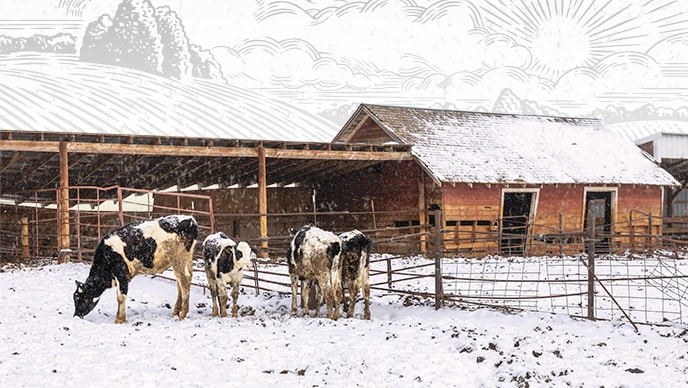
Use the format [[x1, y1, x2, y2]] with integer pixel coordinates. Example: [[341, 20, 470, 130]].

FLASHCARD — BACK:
[[289, 227, 297, 236]]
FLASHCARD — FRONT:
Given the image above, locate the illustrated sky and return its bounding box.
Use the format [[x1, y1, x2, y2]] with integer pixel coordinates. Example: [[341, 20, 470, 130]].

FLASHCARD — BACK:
[[2, 0, 688, 126]]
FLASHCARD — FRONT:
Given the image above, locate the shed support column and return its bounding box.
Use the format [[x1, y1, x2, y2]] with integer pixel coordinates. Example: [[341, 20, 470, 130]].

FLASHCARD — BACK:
[[418, 167, 426, 254], [258, 147, 269, 258], [21, 217, 29, 261], [58, 141, 71, 264]]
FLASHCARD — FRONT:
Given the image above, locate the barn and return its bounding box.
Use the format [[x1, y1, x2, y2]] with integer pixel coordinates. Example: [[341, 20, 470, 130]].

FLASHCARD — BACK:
[[0, 103, 679, 261], [322, 104, 680, 255]]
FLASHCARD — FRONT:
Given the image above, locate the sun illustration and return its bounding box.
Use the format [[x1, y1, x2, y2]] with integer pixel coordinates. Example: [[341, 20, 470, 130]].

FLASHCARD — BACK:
[[482, 0, 688, 80]]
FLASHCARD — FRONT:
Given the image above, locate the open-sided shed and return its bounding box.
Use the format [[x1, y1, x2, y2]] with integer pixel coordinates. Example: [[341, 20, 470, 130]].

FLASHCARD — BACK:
[[0, 130, 412, 260]]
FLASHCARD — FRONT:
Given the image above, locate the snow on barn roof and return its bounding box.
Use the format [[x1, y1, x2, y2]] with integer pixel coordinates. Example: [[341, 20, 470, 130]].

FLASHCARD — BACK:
[[336, 104, 679, 187]]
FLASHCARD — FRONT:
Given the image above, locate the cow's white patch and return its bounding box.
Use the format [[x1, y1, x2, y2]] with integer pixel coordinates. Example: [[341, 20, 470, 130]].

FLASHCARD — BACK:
[[104, 235, 126, 258]]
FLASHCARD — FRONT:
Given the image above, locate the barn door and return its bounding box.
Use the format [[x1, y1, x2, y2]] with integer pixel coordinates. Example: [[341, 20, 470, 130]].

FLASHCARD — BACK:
[[501, 192, 533, 255], [585, 192, 612, 253]]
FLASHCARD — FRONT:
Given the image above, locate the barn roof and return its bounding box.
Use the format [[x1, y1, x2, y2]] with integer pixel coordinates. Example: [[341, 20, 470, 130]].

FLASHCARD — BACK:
[[334, 104, 679, 187]]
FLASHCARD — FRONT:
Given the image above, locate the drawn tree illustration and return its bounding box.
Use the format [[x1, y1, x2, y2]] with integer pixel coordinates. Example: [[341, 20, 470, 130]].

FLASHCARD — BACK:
[[156, 6, 191, 80], [108, 0, 164, 74], [81, 15, 113, 62], [189, 44, 222, 80], [80, 0, 222, 81], [0, 33, 77, 54]]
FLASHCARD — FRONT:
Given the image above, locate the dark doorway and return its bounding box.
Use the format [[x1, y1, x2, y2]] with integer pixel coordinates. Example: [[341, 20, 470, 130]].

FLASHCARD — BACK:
[[501, 192, 533, 255], [584, 191, 612, 253]]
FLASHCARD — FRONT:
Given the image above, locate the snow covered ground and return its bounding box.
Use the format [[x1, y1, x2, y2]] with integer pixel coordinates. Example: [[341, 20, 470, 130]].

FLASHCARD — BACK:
[[1, 260, 687, 387]]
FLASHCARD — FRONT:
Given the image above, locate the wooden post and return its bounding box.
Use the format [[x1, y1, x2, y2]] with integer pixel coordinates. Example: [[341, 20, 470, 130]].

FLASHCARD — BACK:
[[558, 213, 563, 257], [418, 168, 426, 255], [258, 147, 268, 258], [434, 209, 443, 309], [629, 211, 635, 252], [58, 141, 71, 264], [648, 213, 653, 250], [21, 217, 29, 261], [586, 209, 595, 320]]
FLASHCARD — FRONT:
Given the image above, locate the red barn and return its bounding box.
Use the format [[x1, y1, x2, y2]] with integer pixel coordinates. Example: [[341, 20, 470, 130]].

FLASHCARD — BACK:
[[318, 104, 679, 255]]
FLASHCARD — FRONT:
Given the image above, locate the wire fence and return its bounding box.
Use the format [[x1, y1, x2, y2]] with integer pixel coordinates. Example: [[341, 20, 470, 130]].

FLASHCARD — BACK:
[[2, 191, 688, 327]]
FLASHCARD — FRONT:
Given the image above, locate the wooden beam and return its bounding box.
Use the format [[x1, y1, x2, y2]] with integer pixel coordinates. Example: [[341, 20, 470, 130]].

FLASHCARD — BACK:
[[58, 141, 70, 264], [1, 139, 412, 160], [258, 147, 268, 258], [263, 147, 411, 161], [418, 166, 426, 254]]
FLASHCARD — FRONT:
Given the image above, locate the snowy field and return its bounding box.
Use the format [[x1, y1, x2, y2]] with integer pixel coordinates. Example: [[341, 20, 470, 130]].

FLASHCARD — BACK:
[[1, 259, 687, 387]]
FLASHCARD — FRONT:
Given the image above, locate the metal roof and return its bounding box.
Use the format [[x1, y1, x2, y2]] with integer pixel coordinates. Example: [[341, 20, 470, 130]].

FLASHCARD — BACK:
[[336, 104, 679, 187]]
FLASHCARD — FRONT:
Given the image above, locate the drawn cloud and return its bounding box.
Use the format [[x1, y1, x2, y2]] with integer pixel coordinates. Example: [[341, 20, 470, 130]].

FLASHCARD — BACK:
[[212, 38, 378, 90]]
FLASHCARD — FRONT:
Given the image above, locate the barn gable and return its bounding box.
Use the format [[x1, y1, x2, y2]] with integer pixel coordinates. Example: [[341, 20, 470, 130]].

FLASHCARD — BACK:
[[334, 104, 679, 188]]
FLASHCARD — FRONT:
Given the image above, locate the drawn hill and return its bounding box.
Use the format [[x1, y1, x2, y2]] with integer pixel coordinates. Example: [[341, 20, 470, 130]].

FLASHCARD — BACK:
[[0, 53, 339, 142]]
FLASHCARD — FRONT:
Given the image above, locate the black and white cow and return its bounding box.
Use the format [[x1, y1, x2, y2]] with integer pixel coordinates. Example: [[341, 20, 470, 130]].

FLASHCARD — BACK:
[[73, 215, 198, 323], [202, 232, 254, 318], [339, 230, 372, 319], [287, 225, 342, 320]]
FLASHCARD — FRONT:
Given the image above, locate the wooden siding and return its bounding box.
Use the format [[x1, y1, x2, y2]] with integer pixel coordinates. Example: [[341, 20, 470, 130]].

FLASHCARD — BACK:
[[346, 116, 396, 144], [439, 184, 665, 256]]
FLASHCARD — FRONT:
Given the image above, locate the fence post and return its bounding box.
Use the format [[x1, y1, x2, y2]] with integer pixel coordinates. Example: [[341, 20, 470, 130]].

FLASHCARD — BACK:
[[21, 217, 29, 261], [434, 209, 443, 309], [558, 213, 563, 257], [586, 209, 595, 320], [648, 213, 653, 250]]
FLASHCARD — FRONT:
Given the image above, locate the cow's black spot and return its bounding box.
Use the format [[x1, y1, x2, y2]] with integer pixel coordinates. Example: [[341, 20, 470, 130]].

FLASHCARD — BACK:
[[114, 228, 157, 269], [218, 247, 235, 275], [327, 241, 341, 263], [291, 227, 310, 263], [159, 216, 199, 251]]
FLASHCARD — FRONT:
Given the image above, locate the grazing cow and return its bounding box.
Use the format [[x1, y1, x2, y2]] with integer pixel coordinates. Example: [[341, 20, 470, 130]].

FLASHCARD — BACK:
[[339, 230, 372, 319], [202, 232, 254, 318], [287, 225, 342, 320], [73, 215, 198, 323]]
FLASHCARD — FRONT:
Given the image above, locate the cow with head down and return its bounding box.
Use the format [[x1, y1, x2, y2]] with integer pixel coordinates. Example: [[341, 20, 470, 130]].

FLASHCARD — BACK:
[[287, 225, 342, 320], [202, 232, 254, 318], [73, 215, 198, 323], [339, 230, 372, 319]]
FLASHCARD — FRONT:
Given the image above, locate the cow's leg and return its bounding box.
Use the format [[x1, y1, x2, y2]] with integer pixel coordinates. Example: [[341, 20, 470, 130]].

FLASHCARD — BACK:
[[173, 261, 193, 320], [302, 279, 311, 317], [347, 280, 357, 318], [330, 270, 342, 321], [290, 273, 299, 316], [114, 277, 128, 324], [317, 274, 336, 320], [230, 281, 240, 318], [205, 271, 220, 317], [217, 280, 229, 318], [341, 280, 349, 315], [362, 273, 371, 320]]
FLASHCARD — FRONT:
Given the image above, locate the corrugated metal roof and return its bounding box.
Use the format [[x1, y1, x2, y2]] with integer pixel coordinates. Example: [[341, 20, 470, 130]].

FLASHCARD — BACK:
[[608, 120, 688, 142], [339, 104, 679, 186]]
